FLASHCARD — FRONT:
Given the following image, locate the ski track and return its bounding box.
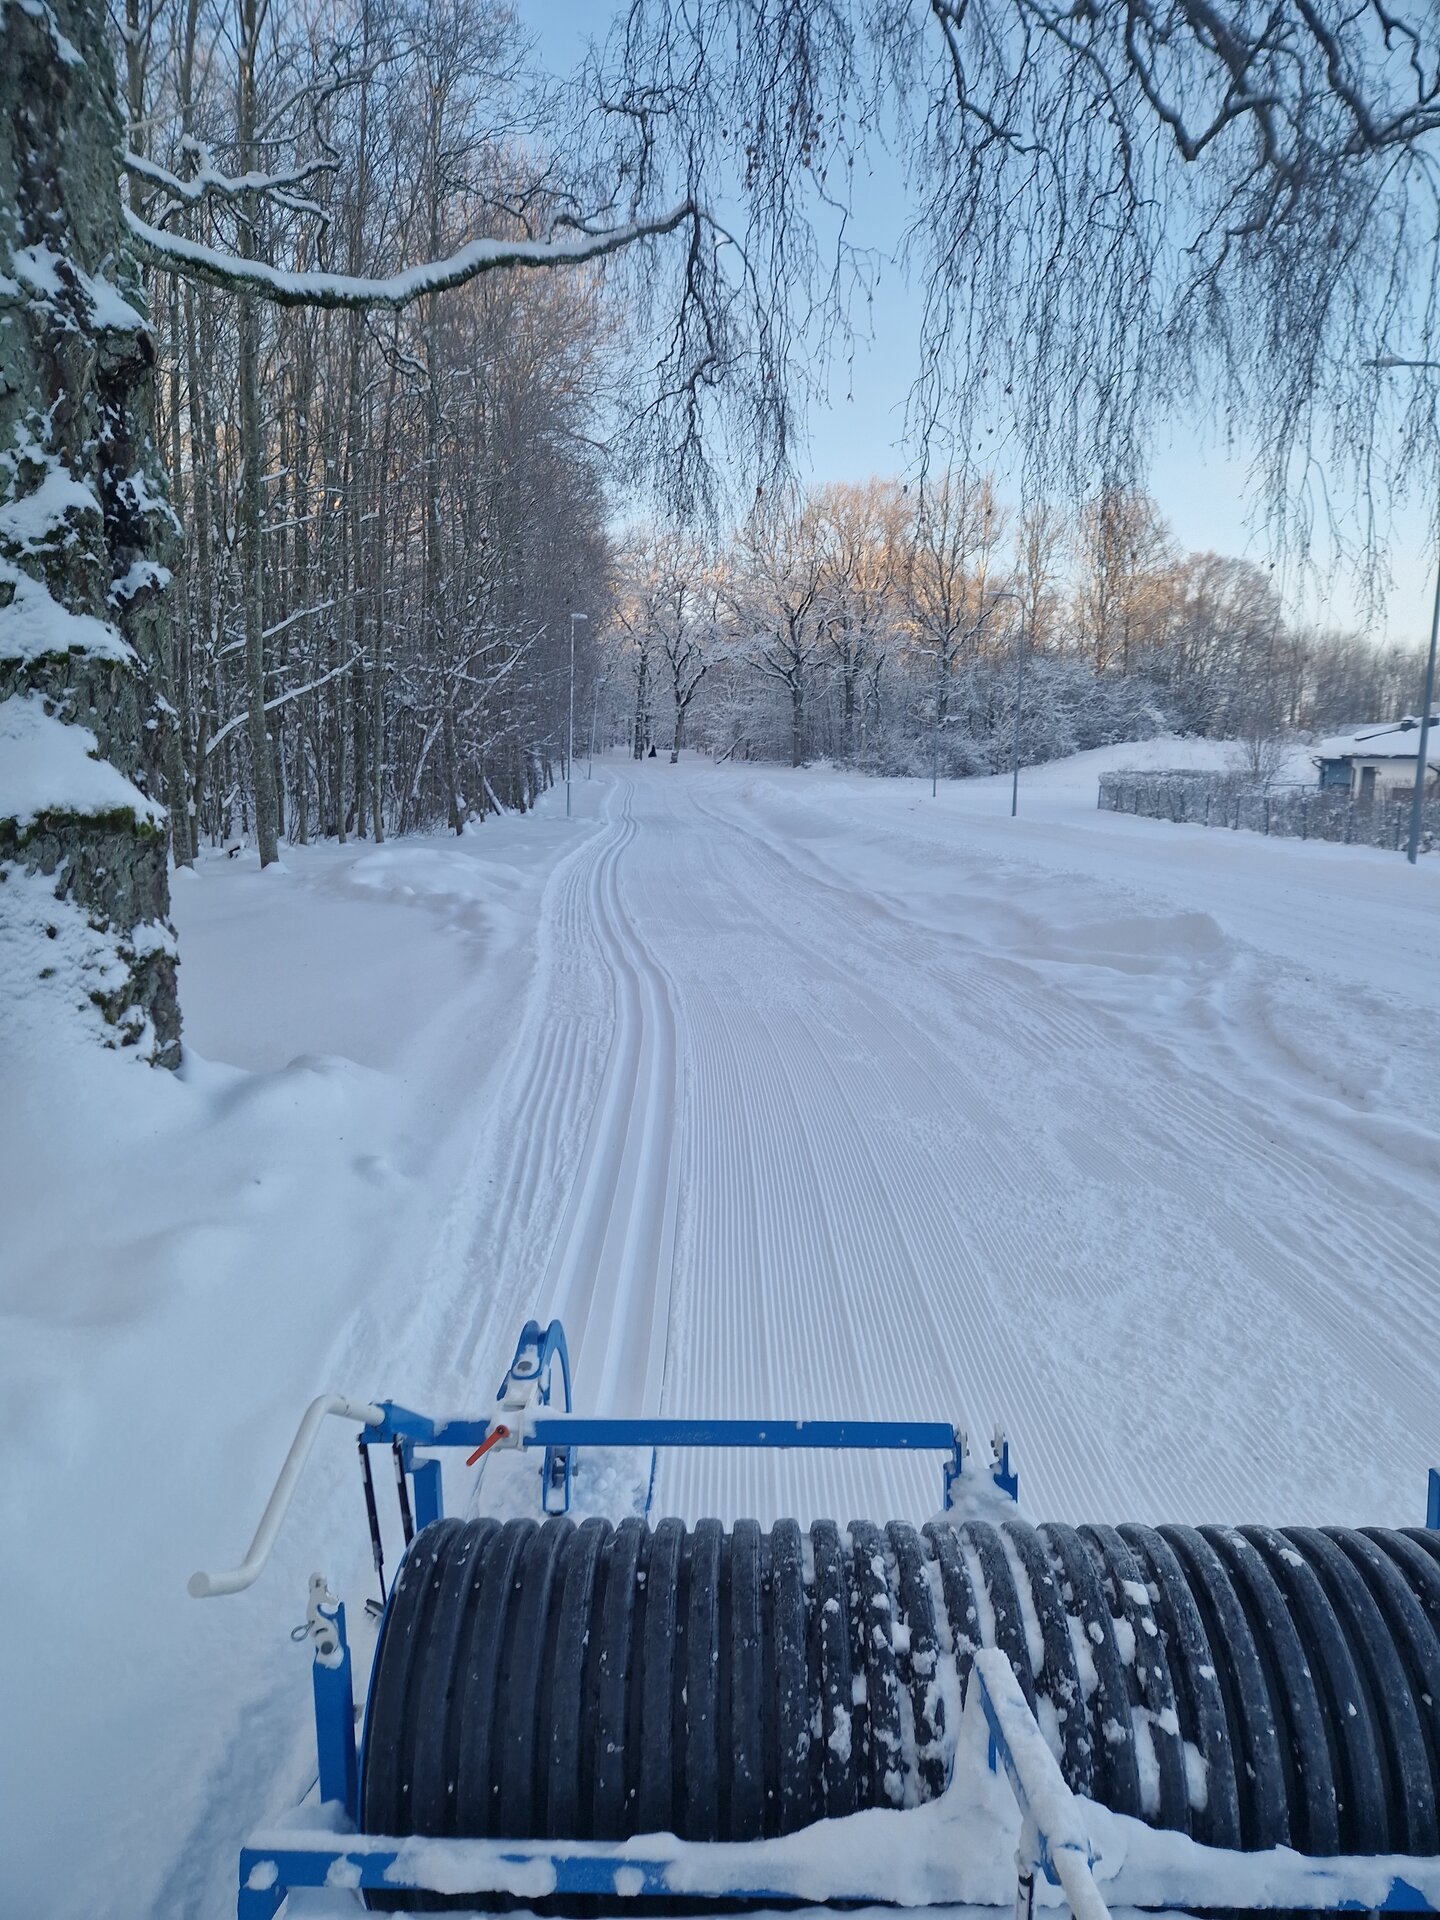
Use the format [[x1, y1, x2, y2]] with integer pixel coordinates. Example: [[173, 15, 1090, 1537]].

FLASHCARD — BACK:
[[453, 761, 1437, 1534]]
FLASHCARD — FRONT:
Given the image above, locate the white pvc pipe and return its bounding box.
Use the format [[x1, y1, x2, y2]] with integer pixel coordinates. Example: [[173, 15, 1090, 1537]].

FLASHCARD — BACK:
[[189, 1393, 384, 1598]]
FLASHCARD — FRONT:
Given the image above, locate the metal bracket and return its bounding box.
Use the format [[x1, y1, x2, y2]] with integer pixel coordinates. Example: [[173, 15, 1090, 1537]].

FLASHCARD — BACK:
[[991, 1426, 1019, 1503], [494, 1318, 574, 1512], [304, 1573, 357, 1821]]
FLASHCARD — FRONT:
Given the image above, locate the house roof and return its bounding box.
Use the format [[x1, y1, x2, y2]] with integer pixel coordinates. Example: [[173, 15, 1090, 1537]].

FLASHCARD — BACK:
[[1314, 717, 1440, 762]]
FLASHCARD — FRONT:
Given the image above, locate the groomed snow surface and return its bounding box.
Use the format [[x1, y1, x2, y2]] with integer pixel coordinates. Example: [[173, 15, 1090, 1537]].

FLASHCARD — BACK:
[[3, 740, 1438, 1918]]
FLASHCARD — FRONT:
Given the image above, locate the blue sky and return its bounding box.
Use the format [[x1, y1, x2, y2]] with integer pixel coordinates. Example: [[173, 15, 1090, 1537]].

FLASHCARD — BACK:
[[520, 0, 1433, 648]]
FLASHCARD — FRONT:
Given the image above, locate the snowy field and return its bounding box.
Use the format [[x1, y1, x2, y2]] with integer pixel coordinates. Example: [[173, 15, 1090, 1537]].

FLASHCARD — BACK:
[[4, 741, 1439, 1917]]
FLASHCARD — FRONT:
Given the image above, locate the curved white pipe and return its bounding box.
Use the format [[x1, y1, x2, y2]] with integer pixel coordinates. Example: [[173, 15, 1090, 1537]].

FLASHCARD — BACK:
[[189, 1393, 384, 1598]]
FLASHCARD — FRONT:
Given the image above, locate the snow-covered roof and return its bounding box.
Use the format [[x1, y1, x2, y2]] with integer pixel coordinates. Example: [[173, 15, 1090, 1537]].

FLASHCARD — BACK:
[[1314, 717, 1440, 762]]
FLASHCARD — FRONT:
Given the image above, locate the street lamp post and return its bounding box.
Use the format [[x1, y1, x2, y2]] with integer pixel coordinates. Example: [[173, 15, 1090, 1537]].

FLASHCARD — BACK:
[[1365, 354, 1440, 864], [568, 611, 586, 819]]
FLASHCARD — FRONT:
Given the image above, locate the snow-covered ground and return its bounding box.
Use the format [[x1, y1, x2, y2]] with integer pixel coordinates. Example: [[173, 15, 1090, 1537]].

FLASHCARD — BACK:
[[3, 741, 1438, 1918]]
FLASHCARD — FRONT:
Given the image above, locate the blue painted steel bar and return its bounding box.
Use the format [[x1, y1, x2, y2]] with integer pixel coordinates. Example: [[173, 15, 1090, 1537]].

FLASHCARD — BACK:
[[498, 1319, 574, 1512], [529, 1416, 960, 1451], [500, 1317, 572, 1415], [411, 1456, 442, 1530], [364, 1408, 960, 1452], [311, 1601, 358, 1821], [235, 1832, 1440, 1914], [365, 1407, 968, 1511], [237, 1872, 283, 1920], [238, 1842, 794, 1903], [1428, 1467, 1440, 1530]]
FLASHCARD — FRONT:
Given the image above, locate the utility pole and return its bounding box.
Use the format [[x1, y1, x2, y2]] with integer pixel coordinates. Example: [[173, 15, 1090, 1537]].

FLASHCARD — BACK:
[[568, 611, 586, 818], [1364, 355, 1440, 864]]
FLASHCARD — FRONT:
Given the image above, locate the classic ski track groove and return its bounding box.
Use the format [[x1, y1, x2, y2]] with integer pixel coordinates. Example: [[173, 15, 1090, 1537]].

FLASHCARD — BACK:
[[538, 777, 681, 1419]]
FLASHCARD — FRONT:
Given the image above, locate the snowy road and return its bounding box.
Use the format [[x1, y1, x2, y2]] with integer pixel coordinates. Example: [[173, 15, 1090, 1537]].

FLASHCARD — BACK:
[[10, 747, 1439, 1920], [463, 757, 1440, 1532]]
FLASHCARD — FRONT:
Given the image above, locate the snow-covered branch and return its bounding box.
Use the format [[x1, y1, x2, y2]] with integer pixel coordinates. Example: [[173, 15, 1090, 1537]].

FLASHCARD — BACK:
[[261, 599, 335, 641], [125, 202, 700, 311], [122, 148, 336, 213], [203, 653, 360, 757]]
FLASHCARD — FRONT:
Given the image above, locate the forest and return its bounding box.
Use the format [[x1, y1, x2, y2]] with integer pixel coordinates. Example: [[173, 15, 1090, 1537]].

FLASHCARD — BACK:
[[107, 0, 1431, 854], [3, 0, 1437, 1061], [608, 482, 1429, 780]]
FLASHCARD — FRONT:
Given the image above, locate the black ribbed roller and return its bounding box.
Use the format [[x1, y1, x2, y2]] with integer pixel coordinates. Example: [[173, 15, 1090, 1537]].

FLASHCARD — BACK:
[[1118, 1522, 1241, 1849], [360, 1515, 1440, 1910]]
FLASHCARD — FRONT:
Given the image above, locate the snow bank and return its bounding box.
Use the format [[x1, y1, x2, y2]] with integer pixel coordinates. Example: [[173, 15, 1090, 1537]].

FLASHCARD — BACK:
[[0, 792, 601, 1920]]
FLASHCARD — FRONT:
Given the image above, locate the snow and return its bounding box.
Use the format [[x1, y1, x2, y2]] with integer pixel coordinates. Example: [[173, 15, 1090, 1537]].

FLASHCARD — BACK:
[[0, 462, 102, 551], [11, 0, 83, 66], [0, 559, 136, 665], [0, 690, 164, 828], [111, 559, 173, 603], [1315, 717, 1439, 761], [9, 242, 146, 330], [3, 747, 1439, 1917]]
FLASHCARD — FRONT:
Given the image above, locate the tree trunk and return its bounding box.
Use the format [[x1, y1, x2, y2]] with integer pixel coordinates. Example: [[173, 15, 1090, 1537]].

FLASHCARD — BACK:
[[162, 275, 193, 865], [633, 648, 650, 758], [236, 0, 277, 864], [0, 0, 180, 1063]]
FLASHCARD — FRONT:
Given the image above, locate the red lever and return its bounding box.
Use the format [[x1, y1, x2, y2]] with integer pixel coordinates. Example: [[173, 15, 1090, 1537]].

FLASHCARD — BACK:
[[465, 1424, 510, 1468]]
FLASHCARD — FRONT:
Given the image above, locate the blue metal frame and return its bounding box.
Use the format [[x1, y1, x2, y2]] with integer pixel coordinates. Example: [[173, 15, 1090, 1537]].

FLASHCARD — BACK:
[[361, 1316, 1001, 1519], [235, 1832, 1440, 1917], [366, 1406, 975, 1514]]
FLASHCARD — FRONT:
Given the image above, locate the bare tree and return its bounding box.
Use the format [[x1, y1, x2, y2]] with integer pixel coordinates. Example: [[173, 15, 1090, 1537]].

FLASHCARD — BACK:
[[1072, 488, 1175, 677], [814, 480, 905, 764], [734, 496, 829, 768], [13, 0, 1440, 1062], [610, 4, 1440, 566], [899, 470, 1009, 740]]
